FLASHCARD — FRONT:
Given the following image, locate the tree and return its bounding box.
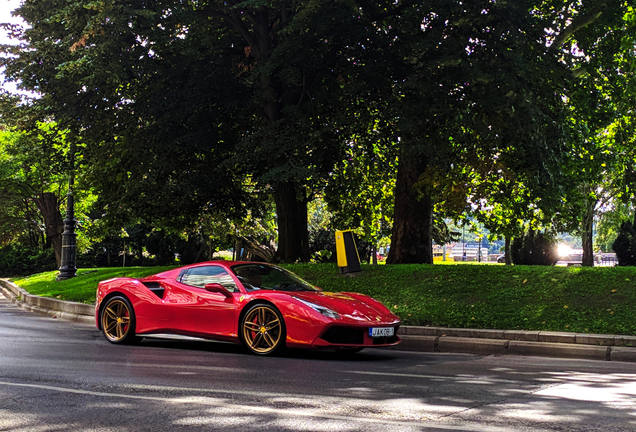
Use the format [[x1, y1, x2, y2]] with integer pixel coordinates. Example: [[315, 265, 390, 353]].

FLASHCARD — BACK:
[[5, 0, 633, 267], [0, 125, 70, 265], [596, 201, 634, 252], [612, 221, 636, 266], [382, 0, 571, 264], [2, 0, 266, 255], [323, 134, 397, 256], [511, 229, 559, 266], [548, 1, 636, 266], [3, 0, 400, 263]]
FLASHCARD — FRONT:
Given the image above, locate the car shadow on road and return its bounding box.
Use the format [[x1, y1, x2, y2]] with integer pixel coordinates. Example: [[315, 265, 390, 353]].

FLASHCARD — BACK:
[[135, 336, 399, 362]]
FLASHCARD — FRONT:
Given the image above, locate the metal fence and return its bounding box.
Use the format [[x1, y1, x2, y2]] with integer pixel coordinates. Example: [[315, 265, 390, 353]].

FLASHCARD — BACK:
[[598, 254, 618, 267]]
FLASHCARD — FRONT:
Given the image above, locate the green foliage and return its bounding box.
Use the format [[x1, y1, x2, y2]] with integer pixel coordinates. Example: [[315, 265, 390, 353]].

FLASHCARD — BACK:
[[597, 203, 634, 252], [2, 0, 399, 262], [546, 2, 636, 260], [0, 245, 56, 277], [2, 0, 636, 264], [144, 229, 180, 266], [511, 230, 559, 266], [0, 126, 71, 253], [450, 1, 636, 253], [3, 0, 255, 234], [612, 221, 636, 266], [311, 250, 332, 263], [323, 137, 397, 245], [307, 198, 336, 262]]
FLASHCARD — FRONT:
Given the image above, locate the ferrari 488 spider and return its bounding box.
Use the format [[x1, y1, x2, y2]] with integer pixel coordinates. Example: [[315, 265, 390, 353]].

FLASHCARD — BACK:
[[96, 261, 401, 355]]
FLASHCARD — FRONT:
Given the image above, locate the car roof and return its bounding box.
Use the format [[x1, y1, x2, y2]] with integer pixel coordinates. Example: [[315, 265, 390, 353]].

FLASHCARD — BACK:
[[147, 260, 273, 280]]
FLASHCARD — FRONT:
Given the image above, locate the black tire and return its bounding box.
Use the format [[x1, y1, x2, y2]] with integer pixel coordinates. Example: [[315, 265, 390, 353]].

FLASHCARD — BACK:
[[100, 296, 142, 344], [240, 303, 286, 355]]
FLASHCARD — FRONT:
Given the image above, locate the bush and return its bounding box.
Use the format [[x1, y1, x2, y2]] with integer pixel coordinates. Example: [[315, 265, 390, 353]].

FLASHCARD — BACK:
[[511, 230, 558, 266], [308, 228, 337, 263], [0, 245, 57, 277], [612, 221, 636, 266]]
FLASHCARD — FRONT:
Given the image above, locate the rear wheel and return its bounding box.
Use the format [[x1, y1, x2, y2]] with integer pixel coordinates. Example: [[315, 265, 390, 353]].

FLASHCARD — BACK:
[[241, 303, 286, 355], [100, 296, 141, 344]]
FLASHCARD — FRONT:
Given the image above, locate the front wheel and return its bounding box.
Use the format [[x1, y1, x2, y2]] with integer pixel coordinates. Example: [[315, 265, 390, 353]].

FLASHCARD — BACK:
[[100, 296, 141, 344], [241, 303, 286, 355]]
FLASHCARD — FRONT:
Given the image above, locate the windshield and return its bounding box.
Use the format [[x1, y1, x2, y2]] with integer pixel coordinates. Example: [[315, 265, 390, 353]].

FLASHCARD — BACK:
[[231, 264, 319, 292]]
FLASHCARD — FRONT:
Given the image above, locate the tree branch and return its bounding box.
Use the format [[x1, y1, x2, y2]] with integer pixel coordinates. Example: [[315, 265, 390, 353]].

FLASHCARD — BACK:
[[200, 5, 257, 49], [551, 11, 603, 49], [238, 235, 276, 262]]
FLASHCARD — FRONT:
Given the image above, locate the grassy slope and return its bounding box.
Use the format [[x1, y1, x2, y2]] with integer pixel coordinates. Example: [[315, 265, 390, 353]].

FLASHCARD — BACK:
[[12, 267, 175, 304], [287, 263, 636, 335], [10, 263, 636, 335]]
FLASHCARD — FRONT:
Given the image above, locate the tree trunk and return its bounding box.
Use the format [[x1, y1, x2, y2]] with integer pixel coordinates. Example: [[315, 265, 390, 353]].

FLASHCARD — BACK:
[[239, 236, 276, 262], [504, 236, 512, 265], [234, 237, 242, 261], [181, 234, 202, 264], [582, 201, 595, 267], [33, 192, 64, 267], [274, 182, 310, 263], [386, 153, 433, 264]]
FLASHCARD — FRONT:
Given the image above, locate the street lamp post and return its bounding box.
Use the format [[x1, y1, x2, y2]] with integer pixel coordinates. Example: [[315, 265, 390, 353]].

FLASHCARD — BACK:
[[57, 144, 77, 281], [478, 235, 482, 262], [462, 225, 466, 261]]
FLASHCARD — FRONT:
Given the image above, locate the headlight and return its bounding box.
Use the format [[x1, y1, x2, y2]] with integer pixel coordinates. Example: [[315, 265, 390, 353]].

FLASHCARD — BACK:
[[293, 297, 341, 319]]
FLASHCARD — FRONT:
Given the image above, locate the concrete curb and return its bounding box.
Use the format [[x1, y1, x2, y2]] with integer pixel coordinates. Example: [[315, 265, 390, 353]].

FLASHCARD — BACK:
[[2, 279, 635, 362], [0, 279, 94, 325], [393, 325, 636, 362], [398, 325, 636, 347]]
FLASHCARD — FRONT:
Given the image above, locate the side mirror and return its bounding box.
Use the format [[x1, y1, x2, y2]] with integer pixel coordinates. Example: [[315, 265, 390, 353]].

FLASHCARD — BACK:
[[204, 283, 233, 298]]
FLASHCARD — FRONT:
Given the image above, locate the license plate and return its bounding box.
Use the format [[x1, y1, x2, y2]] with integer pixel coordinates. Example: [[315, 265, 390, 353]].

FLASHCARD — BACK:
[[369, 327, 394, 338]]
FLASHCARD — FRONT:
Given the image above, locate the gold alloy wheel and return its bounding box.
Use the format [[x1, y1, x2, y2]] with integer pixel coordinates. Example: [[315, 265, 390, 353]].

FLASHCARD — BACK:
[[242, 305, 283, 354], [102, 299, 132, 342]]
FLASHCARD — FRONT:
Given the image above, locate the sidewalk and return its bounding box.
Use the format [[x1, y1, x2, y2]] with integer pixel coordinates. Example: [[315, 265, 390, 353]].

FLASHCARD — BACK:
[[2, 278, 636, 362]]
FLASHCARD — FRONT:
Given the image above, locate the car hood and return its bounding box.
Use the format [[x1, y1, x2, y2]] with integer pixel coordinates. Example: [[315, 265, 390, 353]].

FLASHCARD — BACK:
[[291, 291, 398, 323]]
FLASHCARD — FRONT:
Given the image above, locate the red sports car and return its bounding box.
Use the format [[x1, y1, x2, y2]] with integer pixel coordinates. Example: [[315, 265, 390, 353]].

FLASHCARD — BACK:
[[95, 261, 401, 355]]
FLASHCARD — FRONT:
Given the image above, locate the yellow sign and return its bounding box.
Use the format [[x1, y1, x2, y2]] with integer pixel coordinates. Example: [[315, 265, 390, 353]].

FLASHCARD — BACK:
[[335, 230, 361, 273]]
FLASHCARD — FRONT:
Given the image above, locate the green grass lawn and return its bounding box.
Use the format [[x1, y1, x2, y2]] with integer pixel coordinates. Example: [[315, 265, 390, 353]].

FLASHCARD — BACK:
[[9, 263, 636, 335], [12, 267, 175, 304]]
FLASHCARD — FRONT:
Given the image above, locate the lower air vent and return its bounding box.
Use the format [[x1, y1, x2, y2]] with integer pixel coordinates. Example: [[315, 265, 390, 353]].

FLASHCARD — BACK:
[[321, 326, 364, 344], [372, 334, 399, 345]]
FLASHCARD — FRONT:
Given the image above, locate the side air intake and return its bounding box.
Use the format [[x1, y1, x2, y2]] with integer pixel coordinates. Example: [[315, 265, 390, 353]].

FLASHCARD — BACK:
[[141, 281, 165, 299]]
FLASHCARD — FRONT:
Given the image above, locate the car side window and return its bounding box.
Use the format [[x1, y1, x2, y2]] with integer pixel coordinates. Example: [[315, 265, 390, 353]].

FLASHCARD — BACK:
[[180, 266, 238, 292]]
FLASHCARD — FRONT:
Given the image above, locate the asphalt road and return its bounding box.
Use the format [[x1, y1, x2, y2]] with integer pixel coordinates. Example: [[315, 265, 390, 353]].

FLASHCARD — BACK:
[[1, 295, 635, 432]]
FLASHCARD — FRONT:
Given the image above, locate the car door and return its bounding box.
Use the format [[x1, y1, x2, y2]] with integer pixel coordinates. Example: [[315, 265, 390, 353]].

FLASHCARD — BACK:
[[163, 265, 238, 337]]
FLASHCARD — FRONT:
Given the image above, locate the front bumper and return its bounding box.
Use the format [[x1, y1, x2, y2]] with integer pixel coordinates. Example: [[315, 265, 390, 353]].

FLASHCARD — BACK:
[[311, 323, 401, 348]]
